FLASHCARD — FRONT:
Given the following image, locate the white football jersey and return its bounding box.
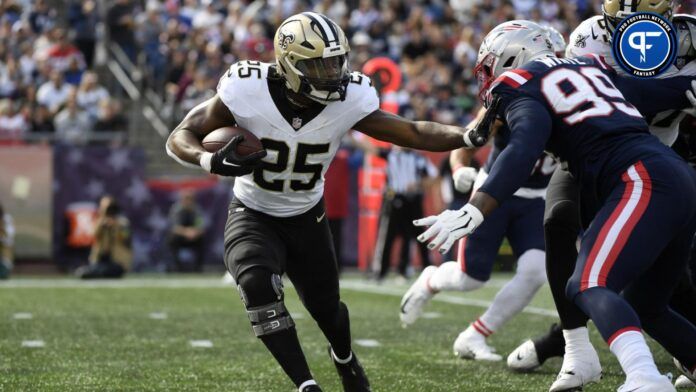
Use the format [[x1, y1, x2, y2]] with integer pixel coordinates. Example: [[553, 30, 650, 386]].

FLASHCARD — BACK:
[[566, 16, 696, 146], [217, 61, 379, 217]]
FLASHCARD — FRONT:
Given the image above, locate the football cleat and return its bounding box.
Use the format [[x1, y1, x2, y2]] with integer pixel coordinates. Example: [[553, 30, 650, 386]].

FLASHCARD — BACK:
[[328, 346, 372, 392], [399, 266, 437, 326], [617, 374, 675, 392], [549, 347, 602, 392], [675, 358, 696, 386], [507, 339, 541, 372], [453, 326, 502, 361], [299, 381, 323, 392], [675, 375, 696, 389]]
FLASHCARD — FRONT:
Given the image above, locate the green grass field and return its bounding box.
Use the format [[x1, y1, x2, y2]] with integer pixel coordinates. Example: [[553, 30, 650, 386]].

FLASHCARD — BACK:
[[0, 273, 677, 391]]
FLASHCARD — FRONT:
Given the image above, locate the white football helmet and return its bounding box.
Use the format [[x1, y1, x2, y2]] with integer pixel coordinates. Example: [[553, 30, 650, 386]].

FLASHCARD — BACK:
[[474, 20, 554, 105], [543, 25, 567, 56]]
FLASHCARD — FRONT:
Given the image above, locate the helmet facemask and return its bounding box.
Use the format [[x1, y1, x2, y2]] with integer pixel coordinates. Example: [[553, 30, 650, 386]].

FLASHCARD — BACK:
[[295, 54, 350, 103], [474, 52, 498, 107]]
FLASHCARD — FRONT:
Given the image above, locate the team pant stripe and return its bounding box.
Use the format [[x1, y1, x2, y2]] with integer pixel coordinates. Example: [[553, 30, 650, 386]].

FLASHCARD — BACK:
[[607, 326, 641, 347], [580, 162, 652, 290], [597, 162, 652, 286]]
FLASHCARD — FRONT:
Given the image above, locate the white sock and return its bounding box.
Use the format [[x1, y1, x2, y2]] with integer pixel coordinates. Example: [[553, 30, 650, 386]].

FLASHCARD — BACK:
[[427, 261, 485, 292], [330, 348, 352, 364], [298, 379, 318, 391], [563, 327, 593, 356], [609, 329, 661, 379], [478, 249, 546, 331]]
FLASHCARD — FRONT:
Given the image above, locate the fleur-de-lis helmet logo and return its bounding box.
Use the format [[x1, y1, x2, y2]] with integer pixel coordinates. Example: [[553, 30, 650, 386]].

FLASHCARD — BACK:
[[278, 30, 295, 50]]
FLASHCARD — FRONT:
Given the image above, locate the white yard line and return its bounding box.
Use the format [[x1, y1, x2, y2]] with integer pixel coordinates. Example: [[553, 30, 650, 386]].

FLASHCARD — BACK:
[[12, 312, 33, 319], [21, 340, 45, 348], [0, 277, 558, 318], [339, 280, 558, 318], [148, 312, 168, 320], [354, 339, 381, 348], [189, 340, 214, 348]]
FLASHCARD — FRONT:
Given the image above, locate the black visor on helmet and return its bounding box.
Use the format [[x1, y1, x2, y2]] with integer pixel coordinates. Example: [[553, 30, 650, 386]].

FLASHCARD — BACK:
[[296, 55, 350, 101]]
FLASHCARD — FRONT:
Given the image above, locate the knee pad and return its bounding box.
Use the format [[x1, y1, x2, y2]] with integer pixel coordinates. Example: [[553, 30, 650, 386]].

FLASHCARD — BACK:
[[237, 268, 294, 337], [544, 199, 579, 231], [516, 249, 547, 288]]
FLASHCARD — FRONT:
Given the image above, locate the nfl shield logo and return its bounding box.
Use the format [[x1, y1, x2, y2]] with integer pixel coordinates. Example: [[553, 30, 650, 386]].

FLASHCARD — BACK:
[[292, 117, 302, 130]]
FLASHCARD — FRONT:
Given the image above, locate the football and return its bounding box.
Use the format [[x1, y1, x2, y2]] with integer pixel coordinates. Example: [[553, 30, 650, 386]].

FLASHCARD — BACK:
[[201, 126, 264, 156]]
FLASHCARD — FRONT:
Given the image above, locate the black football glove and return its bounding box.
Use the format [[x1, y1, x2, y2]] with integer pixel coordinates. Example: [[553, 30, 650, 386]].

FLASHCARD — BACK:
[[206, 136, 266, 177]]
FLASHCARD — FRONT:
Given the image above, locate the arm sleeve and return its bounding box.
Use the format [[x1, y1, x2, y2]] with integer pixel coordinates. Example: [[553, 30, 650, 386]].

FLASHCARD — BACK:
[[615, 76, 694, 117], [477, 97, 552, 203]]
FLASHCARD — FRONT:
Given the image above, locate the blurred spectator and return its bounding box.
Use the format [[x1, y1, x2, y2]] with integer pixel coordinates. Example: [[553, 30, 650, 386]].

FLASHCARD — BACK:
[[0, 202, 15, 279], [28, 0, 56, 34], [94, 99, 128, 132], [45, 28, 86, 74], [374, 146, 438, 281], [192, 0, 223, 31], [168, 190, 205, 272], [108, 0, 138, 62], [37, 70, 73, 115], [0, 99, 28, 141], [68, 0, 99, 67], [179, 70, 215, 114], [0, 56, 21, 99], [76, 72, 110, 119], [54, 93, 93, 143], [76, 196, 131, 279], [29, 105, 55, 133]]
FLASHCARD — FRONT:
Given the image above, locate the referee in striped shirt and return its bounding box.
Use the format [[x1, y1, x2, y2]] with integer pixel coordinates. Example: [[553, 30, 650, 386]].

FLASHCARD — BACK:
[[374, 146, 438, 280]]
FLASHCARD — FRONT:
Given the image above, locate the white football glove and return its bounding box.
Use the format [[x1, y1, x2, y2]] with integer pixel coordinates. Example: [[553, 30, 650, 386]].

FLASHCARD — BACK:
[[686, 80, 696, 116], [452, 167, 478, 194], [414, 203, 484, 254]]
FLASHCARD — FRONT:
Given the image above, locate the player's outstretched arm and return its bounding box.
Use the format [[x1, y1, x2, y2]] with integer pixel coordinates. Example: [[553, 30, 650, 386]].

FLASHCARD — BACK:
[[353, 109, 469, 152], [414, 98, 552, 253], [166, 95, 236, 167]]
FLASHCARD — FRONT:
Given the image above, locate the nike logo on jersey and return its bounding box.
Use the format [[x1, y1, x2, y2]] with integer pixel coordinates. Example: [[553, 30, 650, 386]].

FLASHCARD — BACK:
[[316, 212, 326, 223], [590, 27, 598, 40], [222, 158, 241, 167]]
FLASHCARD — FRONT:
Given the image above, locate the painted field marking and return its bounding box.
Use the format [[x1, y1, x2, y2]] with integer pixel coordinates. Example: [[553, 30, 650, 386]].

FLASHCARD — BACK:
[[340, 280, 558, 318], [189, 340, 213, 348], [354, 339, 381, 348], [22, 340, 45, 348], [421, 312, 442, 319], [13, 313, 33, 320], [149, 312, 168, 320]]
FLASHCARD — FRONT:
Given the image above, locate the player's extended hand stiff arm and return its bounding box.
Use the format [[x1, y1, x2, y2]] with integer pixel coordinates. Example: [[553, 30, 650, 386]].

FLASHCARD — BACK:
[[413, 204, 484, 254], [462, 95, 501, 148]]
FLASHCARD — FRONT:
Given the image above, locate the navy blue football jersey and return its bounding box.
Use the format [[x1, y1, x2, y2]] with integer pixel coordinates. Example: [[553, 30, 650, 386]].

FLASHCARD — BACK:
[[484, 124, 556, 190], [477, 54, 693, 203]]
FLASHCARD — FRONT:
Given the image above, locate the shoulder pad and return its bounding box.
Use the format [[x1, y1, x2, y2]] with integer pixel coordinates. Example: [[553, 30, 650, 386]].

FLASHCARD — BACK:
[[566, 16, 610, 59], [345, 71, 379, 115], [217, 60, 271, 117]]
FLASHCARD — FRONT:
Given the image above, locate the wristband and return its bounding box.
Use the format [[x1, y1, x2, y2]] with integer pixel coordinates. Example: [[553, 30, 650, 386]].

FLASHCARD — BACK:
[[199, 152, 213, 173]]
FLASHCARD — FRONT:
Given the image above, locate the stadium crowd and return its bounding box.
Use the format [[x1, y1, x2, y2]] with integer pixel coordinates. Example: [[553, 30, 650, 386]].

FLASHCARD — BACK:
[[127, 0, 602, 124], [2, 0, 693, 141], [0, 0, 127, 144]]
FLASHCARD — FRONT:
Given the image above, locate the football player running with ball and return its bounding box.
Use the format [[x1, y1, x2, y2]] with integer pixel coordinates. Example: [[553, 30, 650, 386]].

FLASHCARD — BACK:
[[415, 20, 696, 392], [167, 12, 476, 392]]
